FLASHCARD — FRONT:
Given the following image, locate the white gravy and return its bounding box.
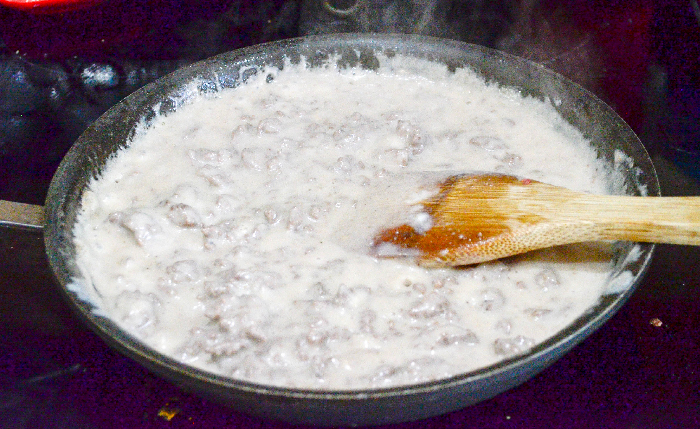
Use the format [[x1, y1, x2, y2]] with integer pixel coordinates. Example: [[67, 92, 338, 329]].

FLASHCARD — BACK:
[[73, 56, 619, 389]]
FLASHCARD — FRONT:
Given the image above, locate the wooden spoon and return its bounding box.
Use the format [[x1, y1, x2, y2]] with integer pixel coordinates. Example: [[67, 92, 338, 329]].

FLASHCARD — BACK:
[[371, 173, 700, 267]]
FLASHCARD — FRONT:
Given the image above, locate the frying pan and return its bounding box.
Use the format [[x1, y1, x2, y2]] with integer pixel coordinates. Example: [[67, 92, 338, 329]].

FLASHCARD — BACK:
[[0, 34, 658, 426]]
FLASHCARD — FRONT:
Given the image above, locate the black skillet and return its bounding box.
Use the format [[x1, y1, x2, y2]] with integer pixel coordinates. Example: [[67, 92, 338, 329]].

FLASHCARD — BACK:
[[0, 34, 657, 426]]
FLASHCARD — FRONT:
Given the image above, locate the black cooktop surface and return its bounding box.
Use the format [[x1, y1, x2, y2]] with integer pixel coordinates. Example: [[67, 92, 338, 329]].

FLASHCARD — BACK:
[[2, 1, 699, 427]]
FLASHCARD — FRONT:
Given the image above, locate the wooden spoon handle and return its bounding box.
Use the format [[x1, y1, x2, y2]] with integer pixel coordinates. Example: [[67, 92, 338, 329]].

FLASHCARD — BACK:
[[556, 194, 700, 245]]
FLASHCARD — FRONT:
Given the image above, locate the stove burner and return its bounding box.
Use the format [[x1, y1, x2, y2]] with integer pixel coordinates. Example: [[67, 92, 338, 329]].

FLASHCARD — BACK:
[[300, 0, 515, 47]]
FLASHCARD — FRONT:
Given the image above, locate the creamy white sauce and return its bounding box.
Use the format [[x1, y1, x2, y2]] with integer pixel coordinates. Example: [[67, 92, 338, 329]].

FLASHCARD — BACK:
[[73, 56, 620, 390]]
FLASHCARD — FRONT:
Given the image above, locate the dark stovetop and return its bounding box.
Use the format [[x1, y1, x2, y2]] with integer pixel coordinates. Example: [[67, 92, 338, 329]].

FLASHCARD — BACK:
[[1, 1, 700, 428]]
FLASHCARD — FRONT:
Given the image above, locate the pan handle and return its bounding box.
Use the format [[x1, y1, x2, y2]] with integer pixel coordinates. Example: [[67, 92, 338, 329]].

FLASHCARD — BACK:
[[0, 200, 46, 230]]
